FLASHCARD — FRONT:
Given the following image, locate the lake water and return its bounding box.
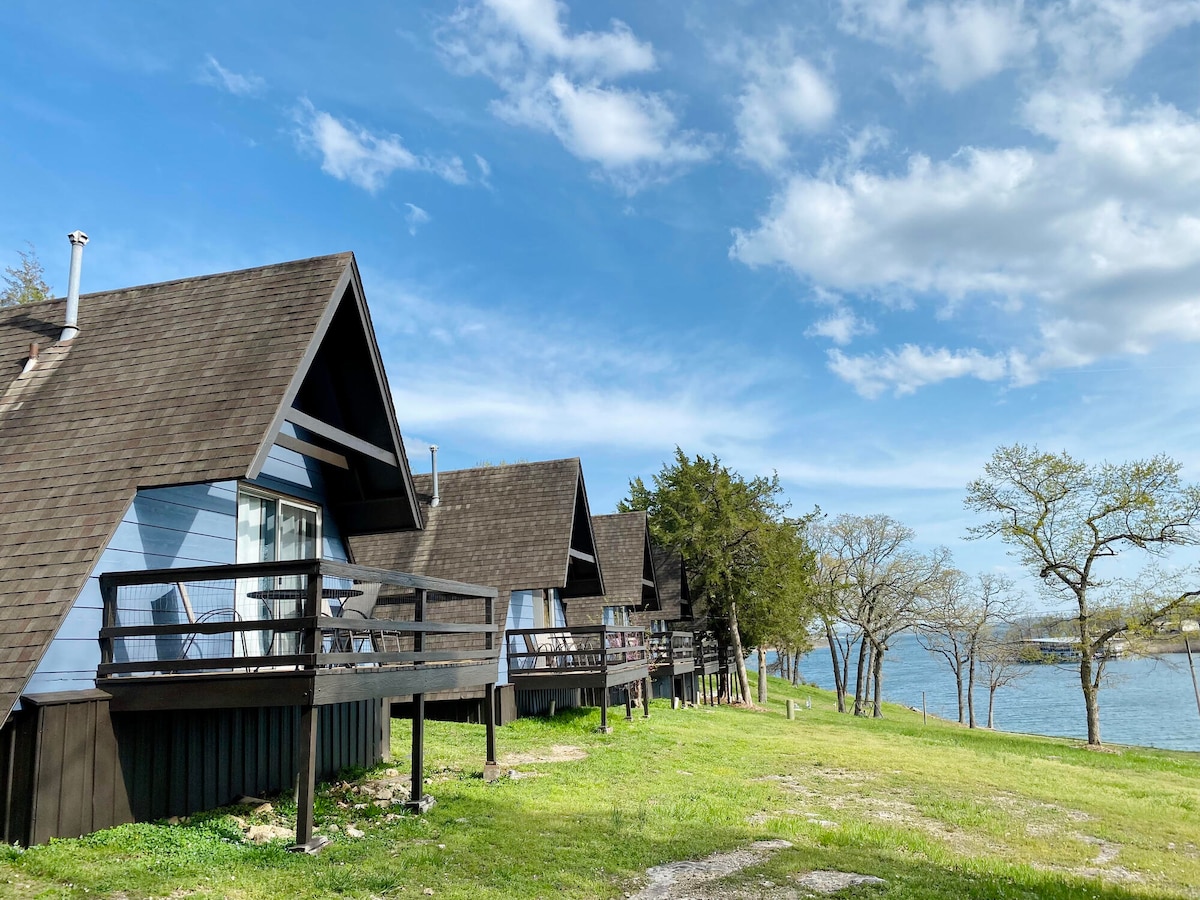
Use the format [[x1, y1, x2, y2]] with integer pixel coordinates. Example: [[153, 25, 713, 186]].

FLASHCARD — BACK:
[[750, 632, 1200, 752]]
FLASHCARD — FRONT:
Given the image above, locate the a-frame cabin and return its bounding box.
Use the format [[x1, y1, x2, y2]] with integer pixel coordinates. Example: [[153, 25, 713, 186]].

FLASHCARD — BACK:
[[0, 252, 499, 847]]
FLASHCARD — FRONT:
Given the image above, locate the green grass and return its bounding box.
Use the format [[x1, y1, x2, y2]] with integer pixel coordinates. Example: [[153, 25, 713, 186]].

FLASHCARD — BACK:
[[0, 679, 1197, 898]]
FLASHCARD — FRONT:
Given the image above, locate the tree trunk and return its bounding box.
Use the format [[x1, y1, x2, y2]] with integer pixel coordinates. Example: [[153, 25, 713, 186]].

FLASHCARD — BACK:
[[729, 603, 754, 707], [826, 621, 846, 713], [840, 638, 853, 710], [853, 634, 869, 716], [1081, 648, 1102, 746], [954, 663, 965, 724], [872, 643, 885, 718], [966, 648, 978, 729], [1078, 604, 1102, 746], [988, 685, 997, 728], [757, 647, 767, 704]]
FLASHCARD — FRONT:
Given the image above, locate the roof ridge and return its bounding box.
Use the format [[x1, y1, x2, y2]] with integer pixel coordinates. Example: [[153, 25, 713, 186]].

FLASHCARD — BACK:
[[0, 252, 354, 315], [415, 457, 580, 477]]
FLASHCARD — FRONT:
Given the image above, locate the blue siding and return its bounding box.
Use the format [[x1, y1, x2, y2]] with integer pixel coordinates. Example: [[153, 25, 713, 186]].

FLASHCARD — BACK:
[[27, 434, 352, 698], [500, 589, 566, 686]]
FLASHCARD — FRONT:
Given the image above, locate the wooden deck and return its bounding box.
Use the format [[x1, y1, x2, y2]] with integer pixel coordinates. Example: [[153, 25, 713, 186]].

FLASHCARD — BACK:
[[506, 625, 650, 729], [649, 631, 696, 676], [97, 558, 500, 851]]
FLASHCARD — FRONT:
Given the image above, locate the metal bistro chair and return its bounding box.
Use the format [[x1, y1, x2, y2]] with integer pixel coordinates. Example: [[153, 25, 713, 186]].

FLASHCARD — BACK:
[[329, 582, 384, 658]]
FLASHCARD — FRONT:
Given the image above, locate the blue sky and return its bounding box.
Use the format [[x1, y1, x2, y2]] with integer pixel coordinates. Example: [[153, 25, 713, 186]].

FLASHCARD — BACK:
[[5, 0, 1200, 610]]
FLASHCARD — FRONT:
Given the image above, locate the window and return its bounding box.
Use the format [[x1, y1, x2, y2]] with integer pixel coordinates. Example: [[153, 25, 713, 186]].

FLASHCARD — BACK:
[[236, 486, 321, 655], [603, 606, 631, 626]]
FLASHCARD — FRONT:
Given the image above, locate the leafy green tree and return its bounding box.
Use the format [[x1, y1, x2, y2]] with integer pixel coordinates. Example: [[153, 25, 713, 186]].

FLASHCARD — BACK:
[[737, 514, 820, 703], [1, 244, 52, 308], [965, 444, 1200, 746], [623, 448, 809, 707]]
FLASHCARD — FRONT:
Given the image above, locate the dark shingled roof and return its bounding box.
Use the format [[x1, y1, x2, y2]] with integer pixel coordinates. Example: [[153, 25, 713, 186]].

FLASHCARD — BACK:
[[633, 545, 693, 628], [568, 511, 658, 626], [0, 252, 361, 725], [349, 459, 595, 601]]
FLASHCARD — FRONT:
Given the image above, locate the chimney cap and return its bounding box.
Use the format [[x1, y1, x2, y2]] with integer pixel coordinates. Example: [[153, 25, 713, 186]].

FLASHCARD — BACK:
[[68, 230, 89, 246]]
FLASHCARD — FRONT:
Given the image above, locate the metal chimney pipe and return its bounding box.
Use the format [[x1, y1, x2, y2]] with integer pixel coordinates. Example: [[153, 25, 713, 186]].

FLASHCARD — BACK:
[[61, 230, 89, 342], [429, 445, 441, 507]]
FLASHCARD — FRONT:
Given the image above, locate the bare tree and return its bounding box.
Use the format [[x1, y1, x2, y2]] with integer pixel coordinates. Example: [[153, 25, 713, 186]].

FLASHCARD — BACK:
[[815, 514, 949, 718], [966, 444, 1200, 746], [809, 534, 859, 713], [977, 627, 1030, 728], [918, 572, 1022, 726], [917, 570, 974, 724]]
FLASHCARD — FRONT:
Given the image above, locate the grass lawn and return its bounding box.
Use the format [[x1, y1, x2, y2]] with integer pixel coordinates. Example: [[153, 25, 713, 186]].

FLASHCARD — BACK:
[[0, 678, 1196, 899]]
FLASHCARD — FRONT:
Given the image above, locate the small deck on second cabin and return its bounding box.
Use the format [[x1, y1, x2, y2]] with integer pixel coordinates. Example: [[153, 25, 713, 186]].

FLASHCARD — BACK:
[[506, 625, 650, 729]]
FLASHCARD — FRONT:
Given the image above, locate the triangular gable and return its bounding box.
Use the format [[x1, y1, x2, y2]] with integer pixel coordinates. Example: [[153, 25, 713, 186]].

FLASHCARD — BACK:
[[250, 258, 422, 534], [640, 525, 661, 611], [561, 467, 604, 598]]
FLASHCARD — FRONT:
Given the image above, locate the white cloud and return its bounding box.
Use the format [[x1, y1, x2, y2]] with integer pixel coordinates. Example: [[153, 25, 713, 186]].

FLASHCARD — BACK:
[[732, 90, 1200, 392], [1037, 0, 1200, 84], [839, 0, 1200, 90], [735, 52, 838, 171], [827, 346, 1033, 397], [480, 0, 655, 78], [294, 100, 469, 193], [199, 55, 265, 96], [840, 0, 1035, 90], [492, 74, 712, 182], [404, 203, 431, 236], [438, 1, 713, 191], [805, 308, 874, 345]]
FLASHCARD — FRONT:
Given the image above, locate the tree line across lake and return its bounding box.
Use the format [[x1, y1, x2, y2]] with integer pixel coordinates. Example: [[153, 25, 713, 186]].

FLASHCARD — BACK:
[[623, 445, 1200, 748]]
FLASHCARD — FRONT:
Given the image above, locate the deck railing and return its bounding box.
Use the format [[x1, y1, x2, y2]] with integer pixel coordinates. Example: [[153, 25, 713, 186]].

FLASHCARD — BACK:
[[648, 630, 694, 668], [505, 625, 648, 678], [694, 635, 720, 671], [97, 559, 498, 680]]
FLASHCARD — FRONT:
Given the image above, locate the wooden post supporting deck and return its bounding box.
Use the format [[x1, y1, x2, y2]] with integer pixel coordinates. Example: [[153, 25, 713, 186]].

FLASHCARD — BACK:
[[483, 593, 500, 781], [407, 589, 434, 812], [293, 704, 320, 850], [643, 675, 652, 718], [291, 573, 328, 853]]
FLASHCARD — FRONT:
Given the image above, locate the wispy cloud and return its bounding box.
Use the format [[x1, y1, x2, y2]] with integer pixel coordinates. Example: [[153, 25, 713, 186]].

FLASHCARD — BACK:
[[839, 0, 1034, 91], [805, 308, 874, 345], [438, 0, 714, 192], [364, 272, 781, 455], [827, 345, 1035, 398], [199, 55, 265, 96], [838, 0, 1200, 91], [404, 202, 431, 235], [293, 100, 468, 193]]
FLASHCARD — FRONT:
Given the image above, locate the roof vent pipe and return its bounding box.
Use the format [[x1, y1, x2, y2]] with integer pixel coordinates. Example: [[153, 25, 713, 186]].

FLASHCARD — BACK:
[[20, 342, 39, 376], [61, 230, 89, 342], [429, 444, 441, 507]]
